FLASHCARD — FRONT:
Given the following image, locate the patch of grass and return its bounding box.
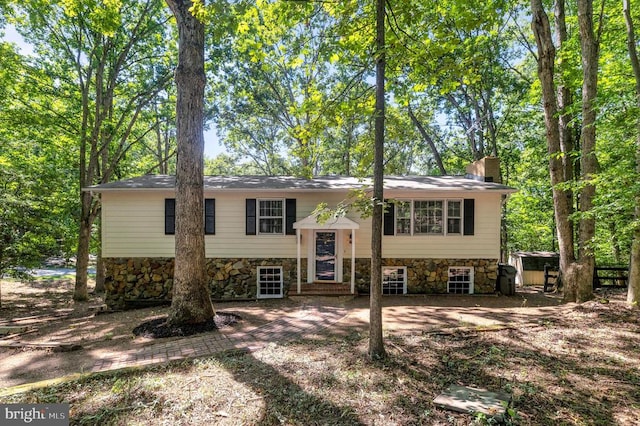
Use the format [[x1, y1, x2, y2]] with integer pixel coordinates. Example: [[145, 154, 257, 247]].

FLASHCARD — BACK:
[[32, 274, 77, 281]]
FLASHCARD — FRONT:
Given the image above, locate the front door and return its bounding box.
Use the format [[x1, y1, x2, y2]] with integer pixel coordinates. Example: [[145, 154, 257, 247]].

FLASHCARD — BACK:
[[314, 231, 337, 281]]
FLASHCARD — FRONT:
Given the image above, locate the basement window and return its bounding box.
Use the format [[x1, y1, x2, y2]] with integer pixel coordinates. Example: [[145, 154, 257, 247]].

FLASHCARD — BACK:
[[257, 266, 284, 299], [382, 267, 407, 295], [447, 267, 474, 294]]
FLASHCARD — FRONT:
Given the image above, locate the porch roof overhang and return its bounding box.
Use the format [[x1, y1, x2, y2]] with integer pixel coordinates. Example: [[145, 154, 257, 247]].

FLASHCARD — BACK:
[[293, 214, 360, 230]]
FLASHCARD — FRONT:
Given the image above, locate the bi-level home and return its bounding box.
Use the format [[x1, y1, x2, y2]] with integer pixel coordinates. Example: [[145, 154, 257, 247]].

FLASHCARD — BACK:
[[85, 157, 515, 309]]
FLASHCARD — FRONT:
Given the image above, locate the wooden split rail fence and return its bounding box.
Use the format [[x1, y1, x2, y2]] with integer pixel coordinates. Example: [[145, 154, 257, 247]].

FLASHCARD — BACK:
[[543, 264, 629, 292]]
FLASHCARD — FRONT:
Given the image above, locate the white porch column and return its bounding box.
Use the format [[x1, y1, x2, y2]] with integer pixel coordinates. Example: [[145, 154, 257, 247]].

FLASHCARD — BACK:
[[296, 229, 301, 294], [351, 228, 356, 294]]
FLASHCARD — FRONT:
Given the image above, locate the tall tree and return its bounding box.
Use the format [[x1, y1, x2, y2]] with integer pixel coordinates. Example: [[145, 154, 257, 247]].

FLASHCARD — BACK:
[[165, 0, 215, 325], [369, 0, 385, 359], [623, 0, 640, 306], [0, 40, 80, 306], [568, 0, 600, 302], [531, 0, 601, 303], [390, 0, 525, 170], [150, 87, 178, 174], [531, 0, 576, 292], [555, 0, 577, 204], [9, 0, 175, 300]]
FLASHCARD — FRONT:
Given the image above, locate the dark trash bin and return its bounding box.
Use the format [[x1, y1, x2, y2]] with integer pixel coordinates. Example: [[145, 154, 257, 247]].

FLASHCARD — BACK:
[[497, 264, 517, 295]]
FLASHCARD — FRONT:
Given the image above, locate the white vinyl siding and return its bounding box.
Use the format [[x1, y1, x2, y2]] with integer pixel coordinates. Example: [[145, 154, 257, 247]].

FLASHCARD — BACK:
[[211, 193, 349, 258], [101, 192, 176, 257], [101, 191, 502, 260]]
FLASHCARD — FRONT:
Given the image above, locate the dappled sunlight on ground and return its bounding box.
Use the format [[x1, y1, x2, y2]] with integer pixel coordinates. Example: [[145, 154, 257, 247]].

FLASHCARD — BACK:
[[1, 279, 639, 424], [336, 287, 566, 335]]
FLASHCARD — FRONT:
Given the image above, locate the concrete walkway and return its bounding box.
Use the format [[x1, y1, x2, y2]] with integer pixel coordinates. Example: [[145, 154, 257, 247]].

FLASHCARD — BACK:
[[92, 304, 348, 373]]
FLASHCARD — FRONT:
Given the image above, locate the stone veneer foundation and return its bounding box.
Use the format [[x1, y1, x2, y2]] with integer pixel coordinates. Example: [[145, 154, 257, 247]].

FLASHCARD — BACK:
[[351, 258, 498, 294], [103, 257, 499, 309]]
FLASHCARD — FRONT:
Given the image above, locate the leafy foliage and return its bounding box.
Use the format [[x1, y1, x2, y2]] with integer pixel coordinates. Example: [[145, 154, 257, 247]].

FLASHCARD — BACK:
[[2, 0, 640, 276], [0, 42, 77, 274], [2, 0, 178, 295]]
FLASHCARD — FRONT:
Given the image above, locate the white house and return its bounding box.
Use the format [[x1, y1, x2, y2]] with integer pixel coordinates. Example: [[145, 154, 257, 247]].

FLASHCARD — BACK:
[[86, 158, 516, 309]]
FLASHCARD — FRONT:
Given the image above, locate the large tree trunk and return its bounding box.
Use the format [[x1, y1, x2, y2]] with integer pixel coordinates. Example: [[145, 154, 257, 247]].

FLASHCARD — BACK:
[[532, 0, 598, 303], [531, 0, 576, 285], [74, 60, 93, 302], [570, 0, 598, 302], [369, 0, 386, 359], [623, 0, 640, 306], [555, 0, 576, 241], [74, 191, 92, 301], [166, 0, 215, 324], [94, 215, 105, 294]]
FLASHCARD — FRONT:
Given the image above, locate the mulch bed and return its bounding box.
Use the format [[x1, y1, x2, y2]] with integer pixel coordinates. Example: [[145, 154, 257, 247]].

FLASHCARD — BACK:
[[132, 313, 242, 338]]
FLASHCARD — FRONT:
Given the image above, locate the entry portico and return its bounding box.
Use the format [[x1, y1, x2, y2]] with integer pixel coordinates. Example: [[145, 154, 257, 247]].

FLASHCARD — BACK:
[[293, 214, 360, 295]]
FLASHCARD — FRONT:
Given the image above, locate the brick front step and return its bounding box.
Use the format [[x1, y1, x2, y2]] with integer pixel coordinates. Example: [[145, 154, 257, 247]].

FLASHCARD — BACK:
[[288, 283, 354, 296]]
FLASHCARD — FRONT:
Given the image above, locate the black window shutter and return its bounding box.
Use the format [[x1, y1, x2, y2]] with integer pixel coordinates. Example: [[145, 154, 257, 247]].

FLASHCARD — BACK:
[[205, 198, 215, 235], [246, 199, 256, 235], [285, 198, 296, 235], [383, 199, 395, 235], [165, 198, 175, 235], [463, 199, 475, 236]]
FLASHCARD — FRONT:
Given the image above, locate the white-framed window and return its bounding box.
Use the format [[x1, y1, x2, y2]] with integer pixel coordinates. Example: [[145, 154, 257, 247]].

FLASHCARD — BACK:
[[258, 199, 284, 234], [448, 267, 474, 294], [257, 266, 284, 299], [382, 266, 407, 295], [395, 201, 412, 235], [393, 199, 465, 236], [447, 200, 462, 235], [415, 200, 443, 235]]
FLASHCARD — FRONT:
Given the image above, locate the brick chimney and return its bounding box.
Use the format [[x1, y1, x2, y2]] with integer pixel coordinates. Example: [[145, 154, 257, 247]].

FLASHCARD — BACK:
[[465, 156, 501, 183]]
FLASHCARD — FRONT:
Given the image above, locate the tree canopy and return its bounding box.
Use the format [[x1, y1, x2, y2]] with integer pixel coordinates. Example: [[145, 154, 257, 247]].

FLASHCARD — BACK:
[[2, 0, 640, 304]]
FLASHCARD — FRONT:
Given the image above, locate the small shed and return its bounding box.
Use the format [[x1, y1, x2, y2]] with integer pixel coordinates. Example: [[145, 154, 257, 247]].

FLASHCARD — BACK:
[[509, 251, 559, 286]]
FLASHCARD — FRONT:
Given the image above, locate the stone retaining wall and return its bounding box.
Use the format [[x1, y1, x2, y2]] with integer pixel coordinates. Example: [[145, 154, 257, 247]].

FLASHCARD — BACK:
[[103, 257, 498, 309]]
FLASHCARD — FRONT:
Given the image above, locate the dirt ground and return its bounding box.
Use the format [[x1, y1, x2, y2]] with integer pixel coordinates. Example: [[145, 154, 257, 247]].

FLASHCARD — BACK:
[[0, 278, 302, 387], [0, 277, 630, 390], [2, 278, 640, 424]]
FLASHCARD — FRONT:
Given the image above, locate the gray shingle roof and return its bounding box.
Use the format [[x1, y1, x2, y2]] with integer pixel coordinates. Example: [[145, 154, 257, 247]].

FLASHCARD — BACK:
[[84, 174, 516, 193]]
